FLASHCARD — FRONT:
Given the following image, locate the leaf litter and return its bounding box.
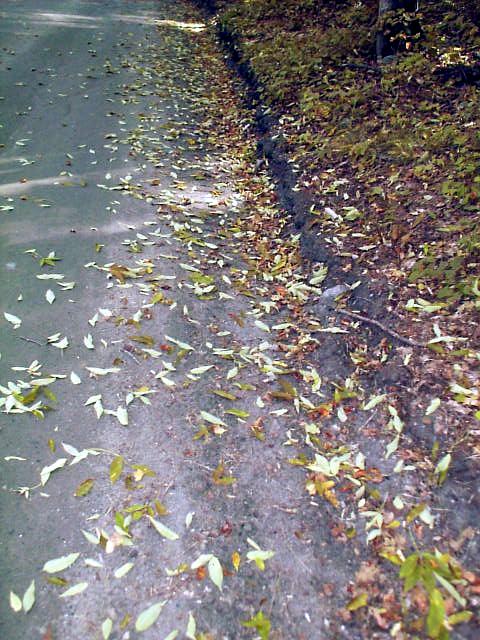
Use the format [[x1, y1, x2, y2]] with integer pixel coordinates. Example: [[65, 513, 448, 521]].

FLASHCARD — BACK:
[[1, 1, 478, 639]]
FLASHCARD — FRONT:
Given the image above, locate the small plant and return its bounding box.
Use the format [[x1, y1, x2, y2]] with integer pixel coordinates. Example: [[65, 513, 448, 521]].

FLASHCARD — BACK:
[[433, 453, 451, 485], [399, 550, 471, 638]]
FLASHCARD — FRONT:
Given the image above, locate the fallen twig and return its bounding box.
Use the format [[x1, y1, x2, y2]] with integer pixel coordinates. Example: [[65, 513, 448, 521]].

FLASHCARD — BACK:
[[121, 347, 140, 364], [337, 308, 426, 348], [18, 335, 44, 346]]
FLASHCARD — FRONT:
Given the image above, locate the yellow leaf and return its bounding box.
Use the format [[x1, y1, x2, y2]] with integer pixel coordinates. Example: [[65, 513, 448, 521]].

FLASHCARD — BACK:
[[109, 456, 124, 484], [346, 592, 368, 611], [74, 478, 94, 497]]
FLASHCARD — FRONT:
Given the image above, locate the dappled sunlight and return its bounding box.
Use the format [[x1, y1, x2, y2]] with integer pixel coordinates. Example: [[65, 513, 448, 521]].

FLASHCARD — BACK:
[[0, 157, 33, 166], [0, 174, 87, 196], [0, 166, 145, 196], [0, 156, 36, 177], [25, 12, 100, 29], [111, 15, 204, 28], [153, 19, 206, 32], [0, 211, 145, 249], [0, 167, 26, 178], [0, 11, 206, 30], [0, 10, 204, 30]]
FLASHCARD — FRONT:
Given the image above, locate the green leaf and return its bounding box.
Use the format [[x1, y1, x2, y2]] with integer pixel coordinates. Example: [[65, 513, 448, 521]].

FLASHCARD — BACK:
[[59, 582, 88, 598], [109, 456, 124, 484], [131, 464, 156, 478], [212, 462, 236, 485], [22, 580, 35, 613], [186, 613, 196, 639], [434, 453, 451, 476], [225, 408, 250, 419], [211, 389, 237, 401], [254, 319, 270, 332], [74, 478, 94, 497], [427, 589, 446, 638], [165, 335, 193, 351], [242, 611, 271, 640], [362, 394, 387, 411], [102, 618, 113, 640], [346, 592, 368, 611], [399, 553, 420, 592], [135, 601, 166, 632], [82, 529, 100, 545], [46, 576, 68, 586], [116, 406, 129, 426], [190, 365, 214, 375], [433, 571, 466, 607], [129, 334, 155, 347], [385, 435, 399, 459], [9, 591, 22, 613], [191, 554, 213, 569], [4, 312, 22, 328], [425, 398, 441, 416], [70, 371, 82, 385], [406, 503, 427, 524], [83, 334, 94, 349], [85, 367, 120, 376], [246, 549, 275, 570], [448, 610, 473, 626], [42, 552, 80, 574], [208, 556, 223, 591], [45, 289, 55, 304], [114, 562, 134, 579], [200, 410, 226, 426], [147, 516, 179, 540]]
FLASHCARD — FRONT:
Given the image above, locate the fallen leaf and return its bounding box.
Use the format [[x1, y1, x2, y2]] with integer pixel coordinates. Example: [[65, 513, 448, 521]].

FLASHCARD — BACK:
[[346, 592, 368, 611], [59, 582, 88, 598], [4, 312, 22, 328], [22, 580, 35, 613], [208, 555, 223, 591], [45, 290, 55, 304], [232, 551, 241, 571], [9, 591, 22, 613], [147, 516, 179, 540], [114, 562, 134, 579], [109, 456, 124, 484], [40, 458, 67, 486], [74, 479, 94, 497], [42, 553, 80, 574], [135, 601, 166, 632], [102, 618, 113, 640]]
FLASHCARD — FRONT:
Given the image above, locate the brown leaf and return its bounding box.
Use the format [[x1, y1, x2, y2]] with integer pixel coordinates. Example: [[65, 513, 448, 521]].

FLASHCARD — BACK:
[[196, 566, 207, 581], [355, 561, 382, 586], [42, 626, 53, 640]]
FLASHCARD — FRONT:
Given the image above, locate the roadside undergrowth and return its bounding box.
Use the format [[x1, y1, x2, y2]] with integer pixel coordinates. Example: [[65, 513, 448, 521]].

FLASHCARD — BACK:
[[192, 0, 480, 637], [189, 8, 480, 637]]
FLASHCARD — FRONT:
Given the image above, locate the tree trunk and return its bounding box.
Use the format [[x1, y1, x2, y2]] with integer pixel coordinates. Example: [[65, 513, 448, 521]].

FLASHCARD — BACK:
[[377, 0, 394, 62], [377, 0, 419, 62]]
